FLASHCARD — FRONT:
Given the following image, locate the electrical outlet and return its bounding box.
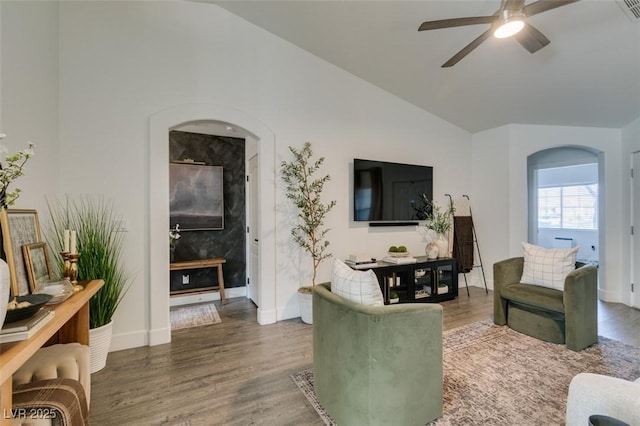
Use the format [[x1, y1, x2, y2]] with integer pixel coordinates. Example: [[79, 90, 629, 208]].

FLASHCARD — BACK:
[[182, 274, 189, 285]]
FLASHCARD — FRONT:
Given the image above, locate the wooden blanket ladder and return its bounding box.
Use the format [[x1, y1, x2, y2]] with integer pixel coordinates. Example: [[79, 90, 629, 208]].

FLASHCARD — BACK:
[[447, 194, 488, 296]]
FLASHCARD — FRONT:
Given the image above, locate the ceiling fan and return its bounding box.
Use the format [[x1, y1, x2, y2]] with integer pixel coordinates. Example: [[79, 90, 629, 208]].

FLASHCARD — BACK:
[[418, 0, 579, 68]]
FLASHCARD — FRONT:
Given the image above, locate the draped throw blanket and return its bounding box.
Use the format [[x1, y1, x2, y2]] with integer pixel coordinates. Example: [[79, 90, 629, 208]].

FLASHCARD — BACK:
[[453, 216, 474, 273], [12, 378, 88, 426]]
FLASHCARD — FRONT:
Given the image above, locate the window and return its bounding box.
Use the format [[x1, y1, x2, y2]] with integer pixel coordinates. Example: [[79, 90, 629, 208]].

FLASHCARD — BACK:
[[538, 183, 598, 230]]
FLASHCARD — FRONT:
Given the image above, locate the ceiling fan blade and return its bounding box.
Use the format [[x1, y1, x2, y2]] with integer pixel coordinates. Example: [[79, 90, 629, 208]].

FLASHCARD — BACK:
[[442, 29, 492, 68], [419, 16, 495, 31], [523, 0, 579, 17], [514, 23, 551, 53]]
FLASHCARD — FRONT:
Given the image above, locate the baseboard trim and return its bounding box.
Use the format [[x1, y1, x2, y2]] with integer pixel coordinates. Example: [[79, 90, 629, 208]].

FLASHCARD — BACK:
[[170, 286, 247, 307], [110, 329, 149, 351], [257, 308, 277, 325], [598, 287, 621, 303], [148, 327, 171, 347]]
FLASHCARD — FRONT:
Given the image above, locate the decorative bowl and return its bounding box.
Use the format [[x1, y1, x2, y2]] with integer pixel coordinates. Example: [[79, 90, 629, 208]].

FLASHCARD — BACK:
[[387, 251, 411, 258], [4, 294, 52, 324], [34, 279, 74, 305]]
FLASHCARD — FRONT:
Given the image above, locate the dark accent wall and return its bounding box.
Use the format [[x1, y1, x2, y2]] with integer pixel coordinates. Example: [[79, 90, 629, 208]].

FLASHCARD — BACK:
[[169, 130, 246, 292]]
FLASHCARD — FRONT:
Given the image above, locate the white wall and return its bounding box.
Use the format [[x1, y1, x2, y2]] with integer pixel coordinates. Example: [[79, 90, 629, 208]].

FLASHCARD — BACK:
[[622, 116, 640, 307], [469, 125, 512, 288], [6, 1, 636, 352], [472, 124, 624, 303], [0, 1, 60, 214], [1, 1, 471, 350], [623, 116, 640, 152]]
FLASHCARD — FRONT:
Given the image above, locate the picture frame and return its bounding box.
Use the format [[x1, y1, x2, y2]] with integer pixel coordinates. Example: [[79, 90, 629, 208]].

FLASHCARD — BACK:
[[22, 242, 52, 290], [169, 163, 225, 231], [0, 209, 43, 296]]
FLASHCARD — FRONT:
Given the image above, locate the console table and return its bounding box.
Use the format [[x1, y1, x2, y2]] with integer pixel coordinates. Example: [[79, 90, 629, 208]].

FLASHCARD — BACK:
[[352, 256, 458, 304], [170, 258, 226, 303], [0, 279, 104, 425]]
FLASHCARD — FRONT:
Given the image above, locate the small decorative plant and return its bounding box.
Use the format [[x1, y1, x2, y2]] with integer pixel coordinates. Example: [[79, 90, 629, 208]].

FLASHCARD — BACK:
[[169, 224, 181, 262], [169, 224, 181, 246], [423, 196, 455, 236], [281, 142, 336, 290], [0, 133, 35, 207], [413, 194, 432, 220]]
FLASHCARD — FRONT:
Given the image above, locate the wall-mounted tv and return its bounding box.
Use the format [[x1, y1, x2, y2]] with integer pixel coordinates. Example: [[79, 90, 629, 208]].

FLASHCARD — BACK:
[[353, 158, 433, 224], [170, 163, 224, 230]]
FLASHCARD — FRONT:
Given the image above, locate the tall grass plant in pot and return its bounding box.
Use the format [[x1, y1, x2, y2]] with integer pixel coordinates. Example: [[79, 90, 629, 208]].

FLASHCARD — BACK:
[[281, 142, 336, 324], [46, 196, 129, 372]]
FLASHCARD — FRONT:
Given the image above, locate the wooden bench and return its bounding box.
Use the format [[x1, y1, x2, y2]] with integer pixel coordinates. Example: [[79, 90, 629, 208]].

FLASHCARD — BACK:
[[170, 258, 226, 303]]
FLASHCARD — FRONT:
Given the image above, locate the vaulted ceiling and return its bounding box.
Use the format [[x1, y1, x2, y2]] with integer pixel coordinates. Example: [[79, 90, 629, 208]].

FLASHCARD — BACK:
[[211, 0, 640, 133]]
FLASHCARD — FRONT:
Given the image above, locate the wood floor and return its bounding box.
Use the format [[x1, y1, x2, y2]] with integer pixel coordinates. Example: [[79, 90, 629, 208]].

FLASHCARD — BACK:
[[90, 288, 640, 425]]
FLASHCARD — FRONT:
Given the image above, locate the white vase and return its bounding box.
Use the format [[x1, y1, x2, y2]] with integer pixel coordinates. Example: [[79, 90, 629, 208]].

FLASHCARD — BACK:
[[425, 242, 439, 259], [90, 321, 113, 373], [0, 259, 9, 327], [298, 289, 313, 324], [435, 234, 449, 258]]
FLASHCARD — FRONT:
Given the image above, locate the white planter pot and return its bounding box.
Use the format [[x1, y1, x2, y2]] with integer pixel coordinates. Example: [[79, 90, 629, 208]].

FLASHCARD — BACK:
[[90, 321, 113, 373], [298, 289, 313, 324], [0, 259, 9, 327]]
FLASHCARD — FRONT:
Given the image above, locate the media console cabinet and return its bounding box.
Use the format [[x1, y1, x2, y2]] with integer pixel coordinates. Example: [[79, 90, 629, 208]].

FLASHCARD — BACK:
[[354, 256, 458, 304]]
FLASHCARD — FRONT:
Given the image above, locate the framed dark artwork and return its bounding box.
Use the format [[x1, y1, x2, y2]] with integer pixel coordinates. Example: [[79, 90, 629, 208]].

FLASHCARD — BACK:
[[170, 163, 224, 231], [0, 209, 43, 295], [22, 242, 52, 290]]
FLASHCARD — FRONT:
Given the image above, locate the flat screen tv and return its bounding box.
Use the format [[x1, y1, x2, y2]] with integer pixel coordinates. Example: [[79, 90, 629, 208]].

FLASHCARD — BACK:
[[353, 158, 433, 223]]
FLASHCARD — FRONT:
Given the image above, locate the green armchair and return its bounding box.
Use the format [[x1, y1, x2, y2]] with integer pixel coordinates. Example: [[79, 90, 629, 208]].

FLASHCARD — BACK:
[[493, 257, 598, 351], [313, 282, 443, 426]]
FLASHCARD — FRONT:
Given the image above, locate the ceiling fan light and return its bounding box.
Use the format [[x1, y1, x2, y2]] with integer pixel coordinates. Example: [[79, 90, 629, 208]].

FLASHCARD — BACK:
[[494, 19, 525, 38]]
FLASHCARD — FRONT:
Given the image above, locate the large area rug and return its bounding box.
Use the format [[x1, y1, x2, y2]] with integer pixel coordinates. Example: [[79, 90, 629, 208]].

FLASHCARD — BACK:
[[170, 302, 221, 330], [292, 320, 640, 425]]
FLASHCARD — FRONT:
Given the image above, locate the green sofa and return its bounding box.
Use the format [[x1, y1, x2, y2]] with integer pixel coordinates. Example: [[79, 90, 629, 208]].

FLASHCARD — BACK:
[[493, 257, 598, 351], [313, 282, 443, 426]]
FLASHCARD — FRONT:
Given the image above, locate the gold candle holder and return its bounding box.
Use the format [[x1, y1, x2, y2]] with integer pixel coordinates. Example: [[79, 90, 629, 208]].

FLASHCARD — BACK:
[[60, 251, 71, 279], [61, 252, 83, 291]]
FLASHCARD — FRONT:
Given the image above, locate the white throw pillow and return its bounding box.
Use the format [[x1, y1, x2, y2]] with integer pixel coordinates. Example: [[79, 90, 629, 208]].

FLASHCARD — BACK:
[[521, 242, 579, 290], [331, 259, 384, 306]]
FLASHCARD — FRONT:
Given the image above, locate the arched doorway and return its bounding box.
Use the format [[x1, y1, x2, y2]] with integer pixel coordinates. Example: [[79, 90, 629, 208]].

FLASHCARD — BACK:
[[148, 104, 277, 346], [527, 146, 603, 271]]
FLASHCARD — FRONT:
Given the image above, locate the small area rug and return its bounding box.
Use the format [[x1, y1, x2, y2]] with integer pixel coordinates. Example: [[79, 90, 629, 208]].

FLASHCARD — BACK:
[[170, 303, 221, 330], [292, 320, 640, 425]]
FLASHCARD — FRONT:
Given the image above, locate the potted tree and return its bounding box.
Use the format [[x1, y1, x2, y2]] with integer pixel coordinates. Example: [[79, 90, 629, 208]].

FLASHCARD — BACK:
[[281, 142, 336, 324], [46, 196, 129, 372]]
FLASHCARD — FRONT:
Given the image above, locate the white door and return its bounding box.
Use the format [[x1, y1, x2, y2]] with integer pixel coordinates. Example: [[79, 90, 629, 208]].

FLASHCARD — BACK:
[[247, 154, 260, 306], [632, 152, 640, 308]]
